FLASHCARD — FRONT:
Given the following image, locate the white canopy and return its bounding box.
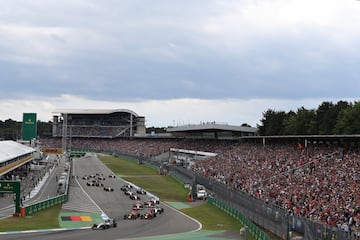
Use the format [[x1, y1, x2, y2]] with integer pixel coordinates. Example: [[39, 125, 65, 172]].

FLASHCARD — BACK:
[[0, 140, 35, 164]]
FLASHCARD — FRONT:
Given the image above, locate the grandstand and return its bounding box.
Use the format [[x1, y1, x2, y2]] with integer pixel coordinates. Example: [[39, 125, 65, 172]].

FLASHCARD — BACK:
[[52, 109, 146, 139], [166, 122, 258, 139]]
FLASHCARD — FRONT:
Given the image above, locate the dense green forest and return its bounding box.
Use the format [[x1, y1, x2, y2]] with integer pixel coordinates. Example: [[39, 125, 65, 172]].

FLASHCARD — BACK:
[[257, 100, 360, 135], [0, 100, 359, 140]]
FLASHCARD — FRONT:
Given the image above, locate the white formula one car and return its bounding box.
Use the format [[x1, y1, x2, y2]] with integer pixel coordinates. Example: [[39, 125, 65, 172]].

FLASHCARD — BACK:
[[92, 219, 117, 230]]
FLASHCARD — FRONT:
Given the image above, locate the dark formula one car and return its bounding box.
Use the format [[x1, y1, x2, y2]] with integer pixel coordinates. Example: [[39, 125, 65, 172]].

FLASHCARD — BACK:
[[136, 188, 147, 195], [87, 181, 95, 186], [104, 186, 114, 192], [129, 193, 141, 200], [123, 209, 140, 220], [97, 176, 105, 180], [124, 190, 133, 195], [153, 205, 164, 214], [94, 181, 104, 187], [92, 219, 117, 230], [108, 174, 116, 178], [87, 180, 104, 187], [140, 209, 157, 220], [121, 184, 133, 192]]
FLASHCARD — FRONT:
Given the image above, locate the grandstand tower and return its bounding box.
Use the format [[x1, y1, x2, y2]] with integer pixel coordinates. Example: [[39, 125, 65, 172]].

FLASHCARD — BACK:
[[52, 109, 146, 139]]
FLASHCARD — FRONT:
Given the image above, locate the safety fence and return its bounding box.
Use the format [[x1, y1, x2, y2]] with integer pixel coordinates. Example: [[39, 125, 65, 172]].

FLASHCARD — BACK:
[[24, 194, 68, 216], [208, 196, 272, 240]]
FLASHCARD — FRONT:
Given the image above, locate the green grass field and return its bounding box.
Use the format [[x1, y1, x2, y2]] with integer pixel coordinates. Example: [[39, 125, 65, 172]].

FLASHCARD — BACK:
[[99, 155, 244, 233], [0, 204, 61, 232], [101, 155, 157, 176]]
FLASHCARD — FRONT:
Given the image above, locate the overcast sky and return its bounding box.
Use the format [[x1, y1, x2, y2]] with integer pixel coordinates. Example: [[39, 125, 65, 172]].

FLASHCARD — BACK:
[[0, 0, 359, 127]]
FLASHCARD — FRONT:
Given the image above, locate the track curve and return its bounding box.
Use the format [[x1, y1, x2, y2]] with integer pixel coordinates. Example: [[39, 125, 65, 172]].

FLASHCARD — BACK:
[[0, 154, 201, 240]]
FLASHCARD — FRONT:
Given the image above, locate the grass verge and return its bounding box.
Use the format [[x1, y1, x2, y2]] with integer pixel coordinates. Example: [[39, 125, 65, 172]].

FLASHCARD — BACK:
[[181, 203, 242, 231], [101, 155, 157, 176], [0, 204, 61, 232]]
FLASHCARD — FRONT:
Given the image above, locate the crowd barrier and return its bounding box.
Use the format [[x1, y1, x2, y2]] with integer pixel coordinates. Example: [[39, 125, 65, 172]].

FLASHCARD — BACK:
[[208, 196, 272, 240]]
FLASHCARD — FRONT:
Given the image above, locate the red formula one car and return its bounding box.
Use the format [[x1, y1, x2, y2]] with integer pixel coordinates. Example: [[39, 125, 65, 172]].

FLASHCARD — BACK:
[[133, 201, 144, 210], [140, 208, 157, 220], [123, 209, 140, 220]]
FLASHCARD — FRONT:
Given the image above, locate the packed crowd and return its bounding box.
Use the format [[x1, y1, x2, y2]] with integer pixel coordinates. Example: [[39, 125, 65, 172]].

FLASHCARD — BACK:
[[192, 142, 360, 235], [53, 125, 127, 138], [40, 137, 232, 158], [39, 136, 360, 235]]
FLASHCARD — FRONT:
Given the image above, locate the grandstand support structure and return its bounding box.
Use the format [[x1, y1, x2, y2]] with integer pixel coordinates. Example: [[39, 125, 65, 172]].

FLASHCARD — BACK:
[[61, 113, 67, 152], [61, 113, 72, 156]]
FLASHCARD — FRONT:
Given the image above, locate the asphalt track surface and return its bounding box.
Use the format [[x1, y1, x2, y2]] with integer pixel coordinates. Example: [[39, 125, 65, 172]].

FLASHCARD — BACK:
[[0, 154, 201, 240]]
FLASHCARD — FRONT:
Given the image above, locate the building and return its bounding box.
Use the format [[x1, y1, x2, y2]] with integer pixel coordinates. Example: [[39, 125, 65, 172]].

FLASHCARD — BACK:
[[52, 109, 146, 139], [0, 140, 35, 177], [166, 122, 258, 139]]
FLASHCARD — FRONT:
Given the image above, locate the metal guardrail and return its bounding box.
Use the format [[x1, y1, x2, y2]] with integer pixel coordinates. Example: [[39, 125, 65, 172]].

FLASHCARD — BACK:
[[208, 196, 272, 240], [24, 194, 67, 216]]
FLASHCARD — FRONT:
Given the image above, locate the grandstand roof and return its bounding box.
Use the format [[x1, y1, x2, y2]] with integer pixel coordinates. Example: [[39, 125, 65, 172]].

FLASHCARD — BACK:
[[166, 123, 258, 133], [0, 140, 35, 164], [53, 109, 140, 117]]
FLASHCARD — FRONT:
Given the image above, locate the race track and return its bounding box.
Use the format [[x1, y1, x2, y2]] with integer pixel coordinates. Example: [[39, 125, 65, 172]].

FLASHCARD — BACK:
[[0, 154, 201, 240]]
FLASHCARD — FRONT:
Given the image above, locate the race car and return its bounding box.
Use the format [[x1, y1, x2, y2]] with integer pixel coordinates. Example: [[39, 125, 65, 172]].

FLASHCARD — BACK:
[[94, 181, 104, 187], [124, 189, 133, 196], [87, 181, 96, 186], [140, 209, 157, 220], [129, 193, 141, 200], [133, 201, 144, 210], [92, 218, 117, 230], [153, 205, 164, 214], [82, 175, 90, 180], [144, 200, 156, 208], [136, 188, 147, 195], [123, 209, 140, 220], [108, 174, 116, 178], [87, 180, 104, 187], [121, 184, 133, 191], [97, 176, 105, 180], [144, 198, 159, 207], [104, 186, 114, 192]]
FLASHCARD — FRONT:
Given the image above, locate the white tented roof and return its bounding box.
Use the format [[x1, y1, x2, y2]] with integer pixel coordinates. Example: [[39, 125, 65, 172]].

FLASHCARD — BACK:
[[0, 140, 35, 164], [52, 108, 139, 117]]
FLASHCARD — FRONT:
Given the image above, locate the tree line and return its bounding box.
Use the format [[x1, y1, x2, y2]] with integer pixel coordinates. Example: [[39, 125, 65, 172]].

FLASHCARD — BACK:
[[0, 120, 52, 140], [257, 100, 360, 135]]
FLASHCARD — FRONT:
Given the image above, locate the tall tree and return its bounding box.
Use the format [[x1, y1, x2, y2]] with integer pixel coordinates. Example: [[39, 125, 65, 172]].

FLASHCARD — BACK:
[[315, 101, 336, 134], [335, 101, 360, 134], [284, 107, 316, 135], [258, 109, 288, 135]]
